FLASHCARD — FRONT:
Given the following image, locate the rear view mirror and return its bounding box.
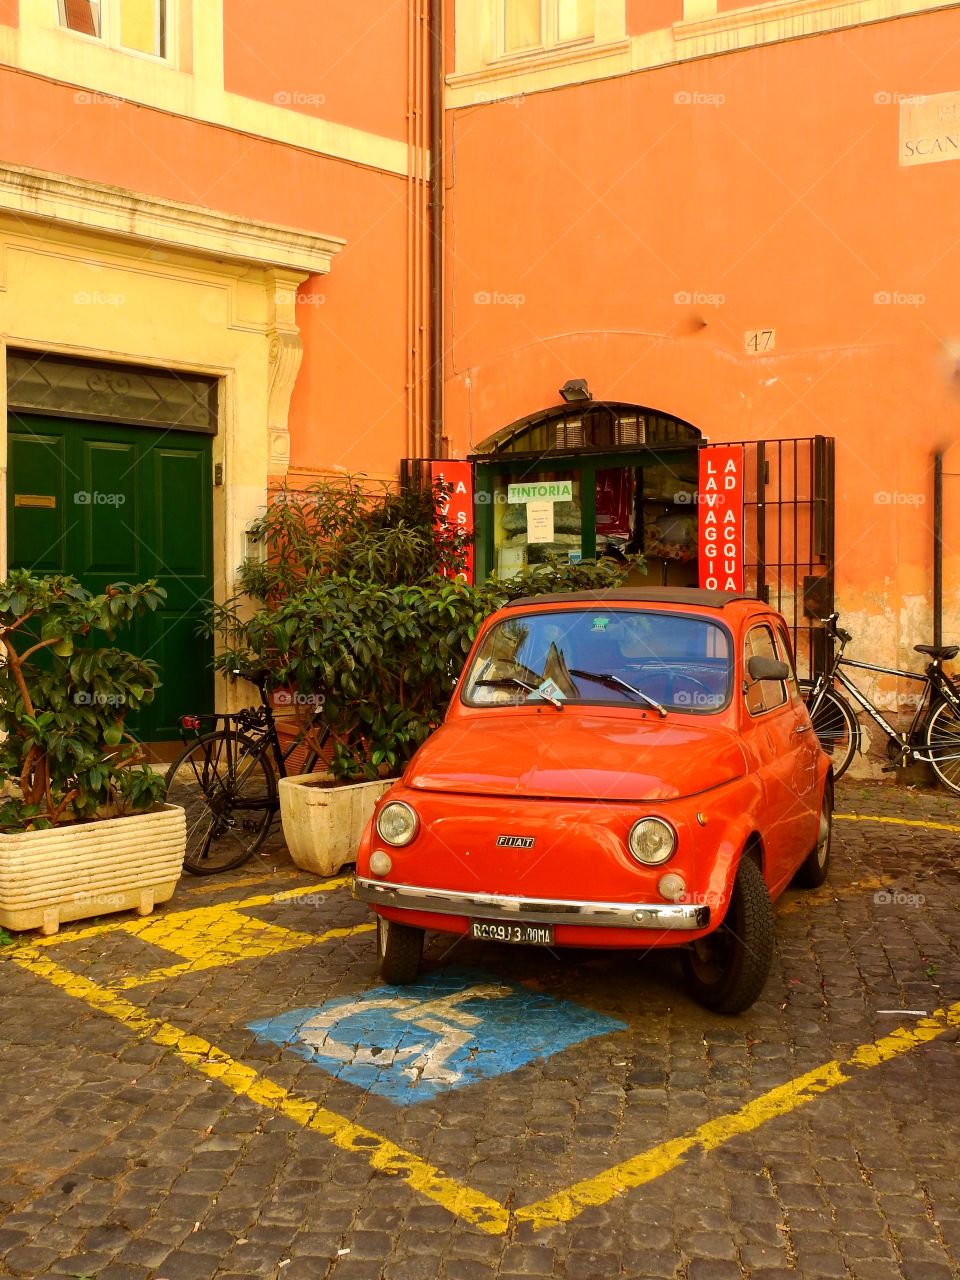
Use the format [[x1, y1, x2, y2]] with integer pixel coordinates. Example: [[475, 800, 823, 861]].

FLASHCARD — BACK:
[[747, 655, 790, 682]]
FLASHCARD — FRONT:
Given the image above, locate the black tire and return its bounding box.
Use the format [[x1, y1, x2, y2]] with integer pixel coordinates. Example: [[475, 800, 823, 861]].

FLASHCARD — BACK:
[[682, 855, 775, 1014], [792, 778, 833, 888], [165, 732, 277, 875], [800, 681, 858, 780], [376, 915, 424, 985], [925, 700, 960, 796]]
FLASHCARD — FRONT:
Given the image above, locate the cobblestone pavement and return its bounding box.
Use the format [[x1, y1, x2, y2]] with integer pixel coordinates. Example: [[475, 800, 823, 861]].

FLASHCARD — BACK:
[[0, 779, 958, 1280]]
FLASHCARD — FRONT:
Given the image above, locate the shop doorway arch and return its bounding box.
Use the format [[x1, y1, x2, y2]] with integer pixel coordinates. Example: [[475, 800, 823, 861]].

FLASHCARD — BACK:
[[470, 401, 704, 585]]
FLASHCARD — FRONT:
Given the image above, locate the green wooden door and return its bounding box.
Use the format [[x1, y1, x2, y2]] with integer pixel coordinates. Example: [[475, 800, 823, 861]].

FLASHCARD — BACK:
[[7, 413, 214, 740]]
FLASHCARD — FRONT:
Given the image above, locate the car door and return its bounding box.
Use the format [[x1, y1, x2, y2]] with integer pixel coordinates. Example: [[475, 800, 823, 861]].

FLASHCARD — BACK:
[[742, 622, 818, 894]]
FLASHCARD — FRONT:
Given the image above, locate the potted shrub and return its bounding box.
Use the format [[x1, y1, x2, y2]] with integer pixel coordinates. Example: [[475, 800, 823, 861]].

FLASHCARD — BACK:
[[215, 476, 640, 875], [0, 572, 185, 934]]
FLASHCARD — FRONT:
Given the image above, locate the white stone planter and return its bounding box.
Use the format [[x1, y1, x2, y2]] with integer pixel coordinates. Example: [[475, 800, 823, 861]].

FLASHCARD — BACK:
[[279, 773, 394, 876], [0, 803, 187, 936]]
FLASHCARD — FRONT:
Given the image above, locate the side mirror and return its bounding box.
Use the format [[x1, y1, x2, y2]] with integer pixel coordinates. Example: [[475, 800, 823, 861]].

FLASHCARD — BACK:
[[747, 655, 790, 682]]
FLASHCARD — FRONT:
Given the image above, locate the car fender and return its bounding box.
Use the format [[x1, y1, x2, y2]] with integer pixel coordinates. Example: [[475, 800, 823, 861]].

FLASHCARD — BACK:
[[700, 816, 761, 927]]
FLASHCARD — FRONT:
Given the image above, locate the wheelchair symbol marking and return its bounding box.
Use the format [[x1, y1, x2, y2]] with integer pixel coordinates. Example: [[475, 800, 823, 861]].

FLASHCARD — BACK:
[[248, 969, 626, 1103]]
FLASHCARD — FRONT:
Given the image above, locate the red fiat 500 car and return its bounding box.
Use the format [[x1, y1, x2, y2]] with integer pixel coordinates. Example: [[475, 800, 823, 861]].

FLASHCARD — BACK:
[[354, 588, 832, 1013]]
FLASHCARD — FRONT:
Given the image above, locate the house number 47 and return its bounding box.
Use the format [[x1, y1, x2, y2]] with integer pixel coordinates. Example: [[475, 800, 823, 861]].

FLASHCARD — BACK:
[[745, 329, 776, 353]]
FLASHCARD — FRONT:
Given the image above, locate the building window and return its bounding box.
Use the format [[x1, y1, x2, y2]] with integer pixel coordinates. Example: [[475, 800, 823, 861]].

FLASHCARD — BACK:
[[60, 0, 101, 36], [502, 0, 594, 55], [58, 0, 167, 58]]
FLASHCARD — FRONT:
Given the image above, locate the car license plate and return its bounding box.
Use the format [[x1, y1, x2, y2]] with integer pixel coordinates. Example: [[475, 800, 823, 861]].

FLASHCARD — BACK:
[[470, 919, 554, 946]]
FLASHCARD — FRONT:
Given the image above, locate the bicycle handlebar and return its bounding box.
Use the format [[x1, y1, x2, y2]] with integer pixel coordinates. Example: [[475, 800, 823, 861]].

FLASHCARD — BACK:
[[232, 665, 271, 687], [818, 613, 852, 644]]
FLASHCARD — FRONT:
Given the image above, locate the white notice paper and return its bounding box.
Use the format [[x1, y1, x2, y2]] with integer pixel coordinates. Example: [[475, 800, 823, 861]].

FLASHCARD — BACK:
[[526, 500, 554, 544]]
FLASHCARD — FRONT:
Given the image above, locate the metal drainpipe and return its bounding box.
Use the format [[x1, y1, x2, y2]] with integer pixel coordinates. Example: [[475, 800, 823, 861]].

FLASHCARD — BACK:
[[934, 451, 943, 645], [428, 0, 444, 458]]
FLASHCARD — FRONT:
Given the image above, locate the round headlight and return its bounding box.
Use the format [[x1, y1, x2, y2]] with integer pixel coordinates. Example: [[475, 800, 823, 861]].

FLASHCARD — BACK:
[[376, 801, 419, 847], [628, 818, 677, 866]]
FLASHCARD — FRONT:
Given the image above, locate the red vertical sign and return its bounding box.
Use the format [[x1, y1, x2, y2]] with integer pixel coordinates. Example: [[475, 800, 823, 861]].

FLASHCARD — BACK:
[[430, 460, 475, 583], [698, 445, 745, 592]]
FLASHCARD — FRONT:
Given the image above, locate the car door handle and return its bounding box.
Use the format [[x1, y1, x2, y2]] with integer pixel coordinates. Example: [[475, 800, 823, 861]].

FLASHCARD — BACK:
[[794, 723, 811, 733]]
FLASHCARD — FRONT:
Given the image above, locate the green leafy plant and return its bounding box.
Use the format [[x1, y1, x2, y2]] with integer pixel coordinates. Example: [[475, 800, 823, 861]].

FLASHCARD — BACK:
[[214, 476, 642, 781], [0, 572, 167, 831]]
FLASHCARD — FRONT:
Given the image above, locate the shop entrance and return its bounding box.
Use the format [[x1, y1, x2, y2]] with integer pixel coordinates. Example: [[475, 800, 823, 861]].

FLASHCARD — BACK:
[[472, 404, 703, 587]]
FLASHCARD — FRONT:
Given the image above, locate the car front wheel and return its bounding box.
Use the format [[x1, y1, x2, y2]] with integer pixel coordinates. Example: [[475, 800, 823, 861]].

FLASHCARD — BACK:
[[682, 855, 774, 1014], [376, 914, 424, 985]]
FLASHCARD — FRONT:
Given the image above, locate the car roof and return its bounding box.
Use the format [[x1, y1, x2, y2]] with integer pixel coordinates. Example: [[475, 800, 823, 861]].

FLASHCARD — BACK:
[[503, 588, 763, 610]]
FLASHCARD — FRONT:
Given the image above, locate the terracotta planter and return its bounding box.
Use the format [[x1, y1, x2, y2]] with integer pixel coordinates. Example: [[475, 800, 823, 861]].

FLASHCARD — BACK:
[[0, 804, 187, 936], [278, 773, 394, 876]]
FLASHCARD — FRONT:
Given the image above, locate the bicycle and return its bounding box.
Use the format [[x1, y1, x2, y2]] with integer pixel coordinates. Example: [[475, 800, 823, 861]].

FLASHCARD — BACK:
[[164, 667, 331, 875], [801, 613, 960, 795]]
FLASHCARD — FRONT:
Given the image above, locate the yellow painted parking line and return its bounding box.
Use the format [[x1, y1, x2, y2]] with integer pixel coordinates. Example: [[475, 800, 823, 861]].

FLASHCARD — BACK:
[[835, 813, 960, 835], [514, 1000, 960, 1230], [10, 946, 510, 1235], [108, 923, 376, 990], [29, 877, 351, 950]]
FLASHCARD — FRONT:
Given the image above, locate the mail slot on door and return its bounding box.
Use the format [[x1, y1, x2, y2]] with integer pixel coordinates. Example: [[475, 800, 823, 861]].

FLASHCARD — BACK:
[[14, 494, 56, 509]]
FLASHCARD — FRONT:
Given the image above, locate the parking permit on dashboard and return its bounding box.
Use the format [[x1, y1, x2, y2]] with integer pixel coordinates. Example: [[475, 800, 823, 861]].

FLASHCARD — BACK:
[[537, 677, 567, 701]]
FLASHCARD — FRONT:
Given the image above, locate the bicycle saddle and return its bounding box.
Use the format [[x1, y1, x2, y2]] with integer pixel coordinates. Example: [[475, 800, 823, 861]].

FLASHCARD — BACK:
[[914, 644, 959, 660]]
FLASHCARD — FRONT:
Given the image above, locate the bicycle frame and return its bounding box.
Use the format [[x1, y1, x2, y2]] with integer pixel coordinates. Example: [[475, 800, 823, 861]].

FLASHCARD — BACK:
[[809, 645, 960, 764]]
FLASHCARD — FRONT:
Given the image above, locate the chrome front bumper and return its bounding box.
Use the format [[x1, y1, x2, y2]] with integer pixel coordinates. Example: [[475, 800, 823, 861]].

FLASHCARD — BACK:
[[353, 877, 710, 930]]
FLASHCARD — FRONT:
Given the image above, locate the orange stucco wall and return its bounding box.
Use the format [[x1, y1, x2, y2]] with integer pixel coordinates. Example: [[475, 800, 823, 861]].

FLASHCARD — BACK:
[[626, 0, 683, 33], [0, 0, 16, 27], [0, 57, 410, 476], [222, 0, 409, 144], [443, 8, 960, 666]]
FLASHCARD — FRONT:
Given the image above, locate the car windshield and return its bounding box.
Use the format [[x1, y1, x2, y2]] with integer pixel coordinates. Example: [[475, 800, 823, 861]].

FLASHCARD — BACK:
[[462, 609, 732, 713]]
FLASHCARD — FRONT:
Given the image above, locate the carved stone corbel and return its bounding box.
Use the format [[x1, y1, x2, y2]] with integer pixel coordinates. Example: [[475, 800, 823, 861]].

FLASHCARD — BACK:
[[265, 270, 307, 477]]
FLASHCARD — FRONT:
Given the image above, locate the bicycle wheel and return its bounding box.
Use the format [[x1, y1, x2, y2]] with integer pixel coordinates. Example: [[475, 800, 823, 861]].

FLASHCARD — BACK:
[[799, 681, 858, 779], [165, 731, 277, 874], [924, 700, 960, 795]]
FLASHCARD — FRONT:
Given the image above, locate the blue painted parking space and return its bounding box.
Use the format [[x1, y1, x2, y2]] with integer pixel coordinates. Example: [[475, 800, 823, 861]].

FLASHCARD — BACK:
[[247, 967, 626, 1103]]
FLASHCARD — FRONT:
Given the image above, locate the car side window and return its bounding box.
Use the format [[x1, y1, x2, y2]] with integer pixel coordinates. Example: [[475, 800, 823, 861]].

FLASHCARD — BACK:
[[744, 625, 788, 716]]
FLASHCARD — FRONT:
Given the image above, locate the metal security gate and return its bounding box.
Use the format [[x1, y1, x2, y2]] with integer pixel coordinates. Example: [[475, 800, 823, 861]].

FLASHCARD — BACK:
[[737, 435, 835, 680]]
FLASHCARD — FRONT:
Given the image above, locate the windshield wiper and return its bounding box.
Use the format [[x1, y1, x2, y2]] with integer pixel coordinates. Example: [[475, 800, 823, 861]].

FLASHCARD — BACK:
[[569, 669, 667, 717], [475, 677, 563, 709]]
